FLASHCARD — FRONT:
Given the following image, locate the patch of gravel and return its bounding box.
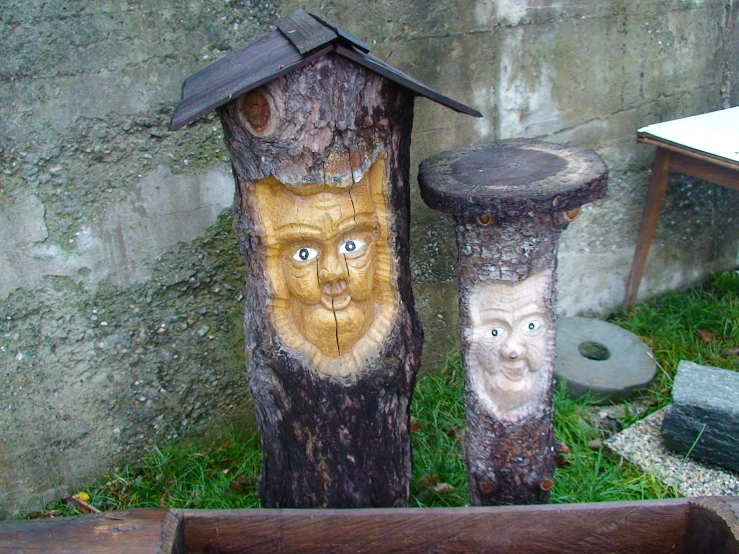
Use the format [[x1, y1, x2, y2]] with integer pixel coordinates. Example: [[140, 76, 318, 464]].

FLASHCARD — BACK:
[[605, 407, 739, 497]]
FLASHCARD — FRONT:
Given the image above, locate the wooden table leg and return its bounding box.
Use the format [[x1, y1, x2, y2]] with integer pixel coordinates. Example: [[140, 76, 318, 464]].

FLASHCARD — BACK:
[[623, 147, 672, 309]]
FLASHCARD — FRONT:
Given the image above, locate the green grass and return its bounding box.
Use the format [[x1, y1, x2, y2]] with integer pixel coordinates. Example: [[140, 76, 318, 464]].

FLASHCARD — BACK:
[[29, 270, 739, 516], [609, 269, 739, 410]]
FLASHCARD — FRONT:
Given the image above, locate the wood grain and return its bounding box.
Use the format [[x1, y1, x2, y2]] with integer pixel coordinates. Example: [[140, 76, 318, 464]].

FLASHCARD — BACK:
[[181, 500, 690, 553], [6, 498, 739, 552], [170, 11, 480, 131], [0, 509, 183, 553], [418, 140, 608, 218], [276, 9, 337, 54], [637, 133, 739, 173], [419, 140, 608, 505], [217, 55, 422, 508]]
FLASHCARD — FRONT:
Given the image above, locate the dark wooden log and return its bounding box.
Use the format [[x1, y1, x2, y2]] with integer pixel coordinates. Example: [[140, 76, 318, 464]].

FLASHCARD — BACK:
[[180, 498, 693, 553], [0, 509, 184, 553], [6, 498, 739, 552], [419, 140, 608, 505], [217, 54, 422, 508]]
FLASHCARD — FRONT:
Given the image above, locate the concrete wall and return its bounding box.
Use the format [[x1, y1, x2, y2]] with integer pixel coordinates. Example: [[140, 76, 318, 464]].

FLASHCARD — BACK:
[[1, 0, 736, 515]]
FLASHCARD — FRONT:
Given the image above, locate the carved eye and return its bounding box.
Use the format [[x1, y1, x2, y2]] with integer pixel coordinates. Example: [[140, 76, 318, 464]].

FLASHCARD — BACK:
[[491, 327, 504, 338], [339, 238, 365, 255], [525, 320, 542, 332], [293, 247, 318, 262]]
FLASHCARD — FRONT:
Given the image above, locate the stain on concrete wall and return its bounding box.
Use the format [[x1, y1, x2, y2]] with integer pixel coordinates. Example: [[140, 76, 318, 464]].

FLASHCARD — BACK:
[[0, 0, 736, 515]]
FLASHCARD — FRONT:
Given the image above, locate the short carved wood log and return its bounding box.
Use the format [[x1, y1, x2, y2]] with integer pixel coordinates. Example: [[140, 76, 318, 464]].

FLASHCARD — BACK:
[[217, 55, 423, 508], [419, 140, 608, 505]]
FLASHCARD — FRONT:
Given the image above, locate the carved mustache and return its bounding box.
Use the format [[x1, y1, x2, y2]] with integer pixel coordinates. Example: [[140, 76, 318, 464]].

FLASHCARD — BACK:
[[322, 280, 347, 296]]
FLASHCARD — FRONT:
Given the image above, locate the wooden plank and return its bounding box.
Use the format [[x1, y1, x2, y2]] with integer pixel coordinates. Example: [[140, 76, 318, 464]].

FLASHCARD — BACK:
[[334, 44, 482, 118], [276, 9, 337, 54], [0, 509, 184, 554], [169, 32, 332, 130], [668, 150, 739, 191], [310, 13, 371, 52], [182, 499, 690, 554], [170, 11, 481, 130]]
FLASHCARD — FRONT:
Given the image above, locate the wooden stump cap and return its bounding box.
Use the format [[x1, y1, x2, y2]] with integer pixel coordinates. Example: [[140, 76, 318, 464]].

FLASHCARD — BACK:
[[418, 139, 608, 217]]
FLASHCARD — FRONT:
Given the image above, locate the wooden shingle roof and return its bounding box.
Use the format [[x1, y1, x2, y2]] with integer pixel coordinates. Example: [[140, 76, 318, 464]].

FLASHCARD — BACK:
[[169, 9, 482, 131]]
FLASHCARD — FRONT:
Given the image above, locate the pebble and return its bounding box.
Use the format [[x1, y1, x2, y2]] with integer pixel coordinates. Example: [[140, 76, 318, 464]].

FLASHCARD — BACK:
[[197, 325, 210, 337], [158, 348, 174, 363]]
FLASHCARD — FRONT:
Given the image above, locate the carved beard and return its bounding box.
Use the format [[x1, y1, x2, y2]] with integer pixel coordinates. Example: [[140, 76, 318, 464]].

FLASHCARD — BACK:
[[466, 269, 554, 421], [253, 153, 398, 378]]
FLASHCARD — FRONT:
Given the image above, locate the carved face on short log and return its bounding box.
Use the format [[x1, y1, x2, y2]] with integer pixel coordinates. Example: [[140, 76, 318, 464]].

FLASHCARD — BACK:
[[253, 153, 397, 377], [468, 269, 554, 421]]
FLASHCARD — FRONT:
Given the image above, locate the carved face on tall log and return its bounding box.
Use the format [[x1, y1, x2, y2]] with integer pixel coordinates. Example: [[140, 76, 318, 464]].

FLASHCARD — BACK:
[[467, 270, 554, 421], [253, 152, 397, 377]]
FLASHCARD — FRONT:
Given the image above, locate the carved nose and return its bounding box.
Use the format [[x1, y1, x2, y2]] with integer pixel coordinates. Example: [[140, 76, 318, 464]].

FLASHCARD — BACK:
[[319, 251, 347, 283], [503, 340, 522, 360]]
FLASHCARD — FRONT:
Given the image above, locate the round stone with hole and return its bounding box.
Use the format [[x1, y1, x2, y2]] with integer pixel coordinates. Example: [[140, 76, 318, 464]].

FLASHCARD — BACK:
[[554, 317, 656, 403]]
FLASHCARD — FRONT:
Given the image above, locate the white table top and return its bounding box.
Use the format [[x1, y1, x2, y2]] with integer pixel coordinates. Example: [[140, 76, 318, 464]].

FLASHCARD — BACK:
[[638, 106, 739, 164]]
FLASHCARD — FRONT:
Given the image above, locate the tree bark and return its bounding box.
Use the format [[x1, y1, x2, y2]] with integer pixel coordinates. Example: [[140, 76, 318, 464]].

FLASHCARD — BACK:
[[419, 140, 607, 505], [217, 54, 422, 508]]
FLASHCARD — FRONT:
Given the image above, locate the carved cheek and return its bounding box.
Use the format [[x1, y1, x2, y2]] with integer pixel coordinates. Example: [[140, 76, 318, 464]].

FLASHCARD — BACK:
[[344, 243, 376, 300], [284, 258, 321, 304], [524, 331, 548, 371], [474, 338, 502, 373]]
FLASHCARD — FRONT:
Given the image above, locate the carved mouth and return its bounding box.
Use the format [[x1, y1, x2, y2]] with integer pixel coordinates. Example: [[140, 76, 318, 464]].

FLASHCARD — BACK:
[[320, 291, 352, 311], [500, 364, 527, 381]]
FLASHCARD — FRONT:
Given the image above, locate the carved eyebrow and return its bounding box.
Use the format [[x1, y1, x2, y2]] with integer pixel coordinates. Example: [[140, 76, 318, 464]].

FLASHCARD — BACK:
[[271, 223, 323, 243], [336, 212, 377, 236], [478, 305, 547, 320], [514, 305, 548, 320], [268, 212, 378, 245]]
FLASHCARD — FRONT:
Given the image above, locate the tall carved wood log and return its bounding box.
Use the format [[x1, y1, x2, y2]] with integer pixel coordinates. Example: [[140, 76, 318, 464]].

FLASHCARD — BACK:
[[168, 9, 479, 509], [217, 55, 423, 508], [419, 140, 608, 505]]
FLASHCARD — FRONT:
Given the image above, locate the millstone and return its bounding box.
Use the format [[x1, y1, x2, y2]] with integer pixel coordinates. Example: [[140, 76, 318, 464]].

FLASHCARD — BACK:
[[554, 317, 655, 403]]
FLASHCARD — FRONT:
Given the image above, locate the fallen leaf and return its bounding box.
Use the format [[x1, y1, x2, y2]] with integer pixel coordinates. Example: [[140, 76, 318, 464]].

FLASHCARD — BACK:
[[555, 453, 571, 468], [697, 329, 717, 344], [417, 482, 455, 503], [555, 441, 570, 454], [73, 491, 91, 502], [588, 438, 603, 450], [62, 495, 100, 514], [722, 346, 739, 358], [409, 419, 422, 433], [230, 475, 256, 494], [443, 426, 465, 443], [415, 473, 440, 493]]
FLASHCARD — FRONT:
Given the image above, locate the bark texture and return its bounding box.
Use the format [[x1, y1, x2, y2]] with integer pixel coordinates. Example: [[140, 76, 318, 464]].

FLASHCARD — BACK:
[[457, 214, 560, 505], [419, 140, 608, 505], [217, 54, 422, 508]]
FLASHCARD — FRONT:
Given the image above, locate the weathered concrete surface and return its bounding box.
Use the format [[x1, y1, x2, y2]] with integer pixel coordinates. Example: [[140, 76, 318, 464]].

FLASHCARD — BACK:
[[663, 361, 739, 472], [0, 0, 737, 515]]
